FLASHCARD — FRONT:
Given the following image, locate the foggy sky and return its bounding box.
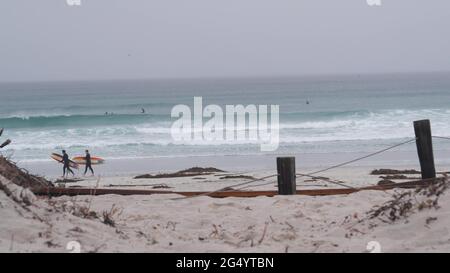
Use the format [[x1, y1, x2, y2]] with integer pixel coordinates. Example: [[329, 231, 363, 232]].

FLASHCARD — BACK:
[[1, 0, 450, 82]]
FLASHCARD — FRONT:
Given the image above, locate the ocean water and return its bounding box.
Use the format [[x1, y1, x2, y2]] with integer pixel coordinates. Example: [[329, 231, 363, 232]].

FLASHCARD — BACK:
[[1, 73, 450, 164]]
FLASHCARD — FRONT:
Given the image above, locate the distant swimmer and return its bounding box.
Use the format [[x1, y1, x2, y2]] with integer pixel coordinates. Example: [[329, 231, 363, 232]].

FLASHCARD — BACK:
[[84, 150, 94, 176], [61, 150, 75, 178], [306, 100, 310, 105], [105, 112, 108, 115], [141, 108, 145, 114]]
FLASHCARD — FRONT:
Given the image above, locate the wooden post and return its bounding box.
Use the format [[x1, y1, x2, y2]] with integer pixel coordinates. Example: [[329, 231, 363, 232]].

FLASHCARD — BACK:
[[414, 120, 436, 179], [277, 157, 296, 195]]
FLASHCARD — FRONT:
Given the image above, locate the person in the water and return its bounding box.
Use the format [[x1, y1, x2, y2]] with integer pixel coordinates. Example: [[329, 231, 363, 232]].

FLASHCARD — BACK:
[[84, 150, 94, 176], [61, 150, 74, 177]]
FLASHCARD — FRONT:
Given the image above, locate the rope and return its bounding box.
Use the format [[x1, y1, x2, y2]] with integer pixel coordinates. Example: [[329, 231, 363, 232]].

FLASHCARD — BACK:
[[290, 138, 417, 189], [231, 171, 355, 191], [170, 173, 278, 200], [296, 172, 356, 189], [299, 138, 417, 177], [433, 136, 450, 141], [238, 175, 353, 190], [237, 180, 277, 190], [213, 168, 277, 180], [239, 173, 353, 190], [172, 138, 416, 199], [210, 171, 355, 191]]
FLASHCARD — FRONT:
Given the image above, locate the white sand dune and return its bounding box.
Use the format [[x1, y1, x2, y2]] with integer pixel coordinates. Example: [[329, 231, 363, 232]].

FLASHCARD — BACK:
[[2, 169, 450, 253]]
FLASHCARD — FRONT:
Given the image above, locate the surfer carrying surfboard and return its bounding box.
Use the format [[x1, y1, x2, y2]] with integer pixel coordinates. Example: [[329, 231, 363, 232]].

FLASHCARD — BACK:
[[84, 150, 95, 176], [61, 150, 75, 177]]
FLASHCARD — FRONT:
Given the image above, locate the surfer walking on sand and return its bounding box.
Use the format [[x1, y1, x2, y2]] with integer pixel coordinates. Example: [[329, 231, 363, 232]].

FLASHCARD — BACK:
[[61, 150, 74, 177], [84, 150, 94, 176]]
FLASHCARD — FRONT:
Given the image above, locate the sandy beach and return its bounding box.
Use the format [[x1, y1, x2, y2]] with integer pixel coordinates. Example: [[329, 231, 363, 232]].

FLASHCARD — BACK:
[[18, 148, 450, 179], [2, 155, 450, 253]]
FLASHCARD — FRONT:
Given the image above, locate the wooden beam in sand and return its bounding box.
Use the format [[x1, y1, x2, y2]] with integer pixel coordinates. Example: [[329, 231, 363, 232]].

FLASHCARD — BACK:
[[31, 178, 438, 198]]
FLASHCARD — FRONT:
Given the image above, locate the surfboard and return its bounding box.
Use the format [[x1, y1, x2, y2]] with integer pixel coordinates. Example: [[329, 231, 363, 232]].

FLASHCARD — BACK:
[[51, 153, 79, 169], [0, 139, 11, 148], [72, 156, 105, 165]]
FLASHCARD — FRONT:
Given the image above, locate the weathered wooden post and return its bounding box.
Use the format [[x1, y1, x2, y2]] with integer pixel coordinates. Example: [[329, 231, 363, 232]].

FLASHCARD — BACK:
[[277, 157, 296, 195], [414, 119, 436, 179]]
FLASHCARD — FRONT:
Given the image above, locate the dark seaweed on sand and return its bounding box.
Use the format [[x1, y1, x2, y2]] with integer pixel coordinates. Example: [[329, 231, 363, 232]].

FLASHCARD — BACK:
[[134, 167, 225, 179], [371, 169, 421, 175], [368, 176, 449, 223]]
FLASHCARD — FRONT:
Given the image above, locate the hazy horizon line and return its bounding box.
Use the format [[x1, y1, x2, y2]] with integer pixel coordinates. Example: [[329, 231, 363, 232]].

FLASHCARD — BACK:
[[1, 70, 450, 85]]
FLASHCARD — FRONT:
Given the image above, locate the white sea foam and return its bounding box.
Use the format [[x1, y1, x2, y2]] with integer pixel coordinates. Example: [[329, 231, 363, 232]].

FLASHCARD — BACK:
[[2, 74, 450, 162]]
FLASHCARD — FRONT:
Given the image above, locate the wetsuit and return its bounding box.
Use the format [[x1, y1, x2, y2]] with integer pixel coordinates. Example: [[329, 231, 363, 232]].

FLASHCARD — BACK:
[[63, 153, 74, 177], [84, 153, 94, 175]]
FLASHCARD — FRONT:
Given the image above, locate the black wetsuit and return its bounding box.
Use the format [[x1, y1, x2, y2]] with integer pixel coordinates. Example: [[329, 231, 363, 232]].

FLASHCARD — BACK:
[[84, 153, 94, 175], [63, 153, 74, 177]]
